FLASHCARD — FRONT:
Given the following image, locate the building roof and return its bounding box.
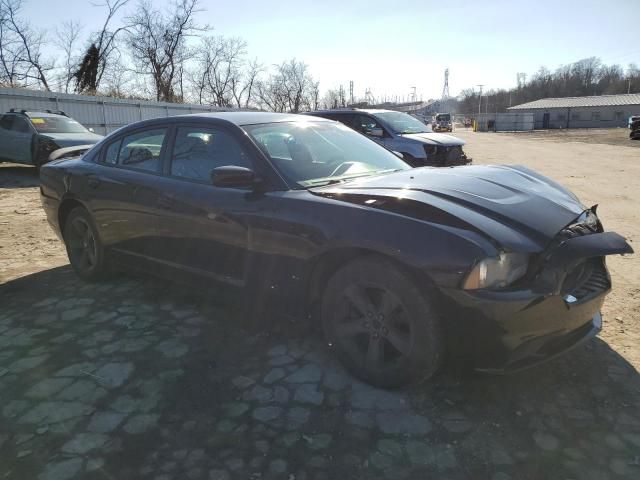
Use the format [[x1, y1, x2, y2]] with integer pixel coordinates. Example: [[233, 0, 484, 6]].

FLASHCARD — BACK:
[[508, 93, 640, 110]]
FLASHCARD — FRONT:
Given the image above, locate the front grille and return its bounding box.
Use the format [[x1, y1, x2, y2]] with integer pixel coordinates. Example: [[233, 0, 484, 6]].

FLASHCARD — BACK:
[[558, 221, 598, 241], [430, 146, 467, 166], [562, 259, 610, 301]]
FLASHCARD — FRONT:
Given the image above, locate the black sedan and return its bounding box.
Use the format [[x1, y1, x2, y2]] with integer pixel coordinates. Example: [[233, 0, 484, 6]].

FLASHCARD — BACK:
[[40, 112, 633, 387]]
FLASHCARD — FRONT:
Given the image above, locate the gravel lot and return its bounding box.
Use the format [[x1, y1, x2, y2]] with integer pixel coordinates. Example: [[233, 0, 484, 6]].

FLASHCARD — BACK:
[[1, 129, 639, 480]]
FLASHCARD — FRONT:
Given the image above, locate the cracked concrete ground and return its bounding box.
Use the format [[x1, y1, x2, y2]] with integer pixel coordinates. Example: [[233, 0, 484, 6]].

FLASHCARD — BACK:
[[1, 130, 639, 479]]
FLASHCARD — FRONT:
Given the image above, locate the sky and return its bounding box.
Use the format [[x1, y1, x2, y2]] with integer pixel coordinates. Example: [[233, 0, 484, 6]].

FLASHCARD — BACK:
[[22, 0, 640, 101]]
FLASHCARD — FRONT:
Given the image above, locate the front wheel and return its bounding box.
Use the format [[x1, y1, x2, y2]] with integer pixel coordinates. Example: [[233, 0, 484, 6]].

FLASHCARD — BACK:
[[322, 257, 444, 388], [63, 207, 110, 282]]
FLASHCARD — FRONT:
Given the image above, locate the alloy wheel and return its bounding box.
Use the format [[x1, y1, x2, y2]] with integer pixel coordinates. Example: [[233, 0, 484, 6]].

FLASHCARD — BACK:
[[333, 283, 413, 371], [66, 217, 98, 272]]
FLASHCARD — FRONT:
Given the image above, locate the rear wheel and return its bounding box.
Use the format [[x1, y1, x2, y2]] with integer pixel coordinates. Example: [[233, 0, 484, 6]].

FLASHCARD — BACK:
[[322, 257, 443, 388], [63, 207, 110, 282]]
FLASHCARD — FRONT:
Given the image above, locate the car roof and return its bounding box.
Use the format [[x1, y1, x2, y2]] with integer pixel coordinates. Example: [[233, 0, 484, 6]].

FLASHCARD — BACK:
[[307, 109, 398, 115], [179, 111, 333, 126], [5, 110, 67, 118]]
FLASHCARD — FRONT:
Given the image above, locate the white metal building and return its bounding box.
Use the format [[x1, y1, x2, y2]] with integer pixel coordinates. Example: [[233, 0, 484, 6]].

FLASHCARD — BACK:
[[474, 112, 534, 132], [508, 93, 640, 129], [0, 87, 223, 135]]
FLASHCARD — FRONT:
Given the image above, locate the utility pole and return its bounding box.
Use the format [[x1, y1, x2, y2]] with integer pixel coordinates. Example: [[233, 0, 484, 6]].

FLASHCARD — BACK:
[[441, 68, 450, 110], [476, 84, 484, 115], [349, 81, 354, 105]]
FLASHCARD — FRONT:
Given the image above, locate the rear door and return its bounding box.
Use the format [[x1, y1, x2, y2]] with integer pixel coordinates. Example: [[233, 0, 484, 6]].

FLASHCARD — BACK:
[[151, 123, 260, 285], [85, 126, 170, 265]]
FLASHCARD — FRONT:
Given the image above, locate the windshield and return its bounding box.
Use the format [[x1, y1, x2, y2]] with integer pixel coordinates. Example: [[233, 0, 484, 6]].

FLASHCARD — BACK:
[[374, 111, 432, 134], [29, 116, 90, 134], [436, 114, 451, 122], [244, 121, 409, 188]]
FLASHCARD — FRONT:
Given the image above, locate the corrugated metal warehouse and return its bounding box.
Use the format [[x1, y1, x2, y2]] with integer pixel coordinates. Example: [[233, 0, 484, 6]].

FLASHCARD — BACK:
[[508, 93, 640, 129], [0, 87, 224, 135], [474, 112, 534, 131]]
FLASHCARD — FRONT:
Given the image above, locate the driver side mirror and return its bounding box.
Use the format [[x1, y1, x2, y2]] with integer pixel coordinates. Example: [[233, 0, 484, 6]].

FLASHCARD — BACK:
[[367, 128, 384, 138], [88, 127, 95, 133], [392, 151, 404, 159], [211, 165, 261, 189]]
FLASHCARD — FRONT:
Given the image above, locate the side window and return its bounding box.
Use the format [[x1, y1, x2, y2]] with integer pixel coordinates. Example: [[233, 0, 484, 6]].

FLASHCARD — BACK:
[[12, 117, 31, 133], [118, 128, 167, 172], [0, 115, 12, 130], [353, 114, 382, 135], [170, 126, 251, 182], [103, 140, 121, 165], [334, 113, 355, 128]]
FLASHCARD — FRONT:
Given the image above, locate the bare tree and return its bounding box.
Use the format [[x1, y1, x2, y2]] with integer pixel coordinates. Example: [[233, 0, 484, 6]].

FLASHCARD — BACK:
[[127, 0, 204, 102], [100, 51, 133, 97], [54, 20, 82, 93], [0, 2, 22, 86], [231, 58, 262, 109], [0, 0, 53, 90], [321, 88, 340, 109], [191, 35, 246, 106], [74, 0, 130, 94], [256, 59, 315, 113]]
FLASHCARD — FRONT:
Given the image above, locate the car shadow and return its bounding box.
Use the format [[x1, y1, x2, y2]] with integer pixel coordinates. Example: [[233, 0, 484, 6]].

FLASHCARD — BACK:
[[0, 164, 39, 188], [1, 266, 638, 480]]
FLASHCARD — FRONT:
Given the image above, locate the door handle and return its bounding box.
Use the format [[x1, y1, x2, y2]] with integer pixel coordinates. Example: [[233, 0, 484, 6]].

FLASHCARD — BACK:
[[158, 195, 173, 210]]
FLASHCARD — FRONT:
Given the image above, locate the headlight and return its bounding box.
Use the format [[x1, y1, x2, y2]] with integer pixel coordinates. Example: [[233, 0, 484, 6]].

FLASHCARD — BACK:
[[462, 252, 529, 290], [424, 145, 438, 155]]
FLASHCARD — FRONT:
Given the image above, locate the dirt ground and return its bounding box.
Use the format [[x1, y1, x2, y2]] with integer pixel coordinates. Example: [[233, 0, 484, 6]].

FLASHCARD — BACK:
[[455, 128, 640, 369], [1, 129, 639, 480], [475, 127, 639, 149]]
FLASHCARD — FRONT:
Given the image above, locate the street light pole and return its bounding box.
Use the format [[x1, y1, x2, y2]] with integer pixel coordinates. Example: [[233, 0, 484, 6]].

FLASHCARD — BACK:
[[476, 84, 484, 115]]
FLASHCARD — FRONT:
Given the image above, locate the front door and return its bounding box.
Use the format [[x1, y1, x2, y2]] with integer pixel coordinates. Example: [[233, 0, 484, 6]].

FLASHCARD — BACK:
[[352, 114, 388, 147], [542, 112, 550, 129], [152, 124, 259, 285], [10, 116, 35, 164]]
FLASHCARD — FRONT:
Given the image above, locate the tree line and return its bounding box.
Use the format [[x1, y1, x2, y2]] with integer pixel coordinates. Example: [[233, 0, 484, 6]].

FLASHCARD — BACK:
[[457, 57, 640, 115], [0, 0, 323, 111]]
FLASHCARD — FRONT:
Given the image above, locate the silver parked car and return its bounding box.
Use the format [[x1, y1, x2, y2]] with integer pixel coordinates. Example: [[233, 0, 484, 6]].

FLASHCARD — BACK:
[[306, 108, 470, 167], [0, 109, 102, 169]]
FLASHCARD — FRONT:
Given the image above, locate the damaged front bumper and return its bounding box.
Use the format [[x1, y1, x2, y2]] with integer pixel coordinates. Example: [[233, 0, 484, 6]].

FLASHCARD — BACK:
[[441, 230, 633, 373]]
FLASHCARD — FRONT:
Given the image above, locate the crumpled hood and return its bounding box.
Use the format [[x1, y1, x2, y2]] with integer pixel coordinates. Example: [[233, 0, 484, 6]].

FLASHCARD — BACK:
[[400, 132, 466, 146], [310, 164, 586, 251], [41, 132, 103, 147]]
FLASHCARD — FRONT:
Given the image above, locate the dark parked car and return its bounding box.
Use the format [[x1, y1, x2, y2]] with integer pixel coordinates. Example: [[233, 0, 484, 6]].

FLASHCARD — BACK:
[[630, 117, 640, 140], [0, 109, 102, 168], [305, 108, 470, 167], [40, 112, 633, 387]]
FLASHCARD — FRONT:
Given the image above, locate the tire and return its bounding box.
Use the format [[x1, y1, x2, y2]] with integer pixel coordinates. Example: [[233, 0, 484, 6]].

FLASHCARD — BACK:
[[63, 207, 110, 282], [322, 256, 444, 388]]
